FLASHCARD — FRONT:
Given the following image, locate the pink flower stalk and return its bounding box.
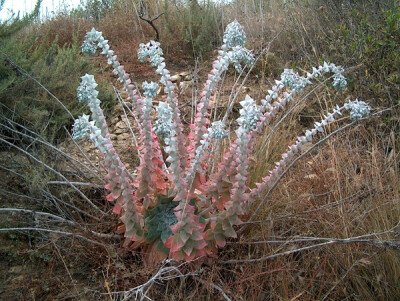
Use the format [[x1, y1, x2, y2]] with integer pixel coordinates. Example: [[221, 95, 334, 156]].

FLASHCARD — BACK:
[[249, 105, 345, 203], [137, 42, 190, 205], [188, 49, 230, 159], [134, 82, 167, 207], [206, 142, 239, 210], [83, 28, 142, 114], [76, 74, 145, 240]]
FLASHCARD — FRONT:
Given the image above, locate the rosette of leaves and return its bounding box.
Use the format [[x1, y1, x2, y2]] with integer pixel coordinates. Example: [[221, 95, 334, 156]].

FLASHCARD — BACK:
[[144, 195, 178, 253]]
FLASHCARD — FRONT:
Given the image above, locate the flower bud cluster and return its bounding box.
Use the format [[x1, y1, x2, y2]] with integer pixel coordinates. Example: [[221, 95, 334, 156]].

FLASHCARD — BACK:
[[142, 81, 159, 99], [76, 74, 98, 105], [344, 99, 371, 120], [209, 121, 228, 139], [281, 69, 311, 92], [223, 19, 246, 49], [81, 41, 97, 55], [72, 114, 93, 141], [237, 95, 263, 132], [154, 102, 173, 140], [281, 62, 347, 95], [228, 46, 255, 72], [81, 28, 102, 55], [138, 41, 164, 67]]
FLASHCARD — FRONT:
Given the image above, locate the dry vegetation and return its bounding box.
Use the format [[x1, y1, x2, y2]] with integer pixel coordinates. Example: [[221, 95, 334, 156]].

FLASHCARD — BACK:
[[0, 0, 399, 300]]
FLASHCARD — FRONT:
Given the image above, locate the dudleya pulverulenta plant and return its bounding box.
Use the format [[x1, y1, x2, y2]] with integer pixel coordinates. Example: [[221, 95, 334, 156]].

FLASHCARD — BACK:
[[73, 20, 371, 261]]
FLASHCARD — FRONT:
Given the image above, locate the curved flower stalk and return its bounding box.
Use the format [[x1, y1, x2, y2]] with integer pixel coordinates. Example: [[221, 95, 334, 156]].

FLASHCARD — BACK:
[[249, 98, 370, 203], [82, 28, 141, 114], [134, 82, 167, 208], [205, 96, 258, 247], [138, 41, 189, 196], [72, 115, 144, 240], [209, 62, 348, 195], [188, 21, 254, 159], [75, 75, 144, 239], [249, 105, 344, 201], [154, 102, 173, 140]]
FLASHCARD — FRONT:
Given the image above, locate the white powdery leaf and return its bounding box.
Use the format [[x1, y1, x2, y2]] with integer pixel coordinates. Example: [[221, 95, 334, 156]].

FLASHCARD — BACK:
[[237, 95, 262, 132], [345, 99, 371, 120], [223, 19, 247, 49], [209, 120, 228, 139], [142, 81, 159, 98], [72, 114, 93, 141], [77, 74, 98, 104], [154, 101, 173, 140]]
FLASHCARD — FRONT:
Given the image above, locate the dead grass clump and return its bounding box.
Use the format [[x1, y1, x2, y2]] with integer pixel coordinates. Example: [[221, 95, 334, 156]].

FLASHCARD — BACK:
[[216, 115, 399, 299]]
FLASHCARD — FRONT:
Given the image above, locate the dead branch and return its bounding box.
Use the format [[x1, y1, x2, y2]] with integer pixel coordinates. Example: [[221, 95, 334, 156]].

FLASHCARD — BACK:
[[0, 227, 107, 247], [222, 229, 400, 264], [138, 12, 165, 41], [0, 208, 119, 239], [0, 137, 107, 216]]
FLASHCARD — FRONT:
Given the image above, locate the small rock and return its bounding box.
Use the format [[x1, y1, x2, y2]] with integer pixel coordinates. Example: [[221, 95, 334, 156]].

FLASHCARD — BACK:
[[117, 133, 131, 141], [115, 121, 126, 129], [170, 74, 181, 83], [179, 81, 193, 93], [115, 128, 128, 134]]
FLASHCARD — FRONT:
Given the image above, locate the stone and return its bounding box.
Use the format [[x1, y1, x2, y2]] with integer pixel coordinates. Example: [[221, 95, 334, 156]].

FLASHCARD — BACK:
[[170, 74, 181, 83], [115, 127, 128, 134], [117, 133, 131, 141]]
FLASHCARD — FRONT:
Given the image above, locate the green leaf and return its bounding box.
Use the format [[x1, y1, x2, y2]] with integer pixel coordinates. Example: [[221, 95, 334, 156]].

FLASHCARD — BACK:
[[144, 195, 178, 244]]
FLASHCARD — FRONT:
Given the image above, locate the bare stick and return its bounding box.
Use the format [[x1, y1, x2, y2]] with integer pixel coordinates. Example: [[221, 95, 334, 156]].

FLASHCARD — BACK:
[[138, 12, 165, 41], [42, 189, 102, 221], [113, 85, 140, 155], [229, 228, 398, 245], [222, 232, 399, 264], [47, 181, 103, 188], [0, 208, 118, 239], [0, 137, 107, 216], [0, 119, 102, 182], [0, 227, 107, 247], [64, 127, 104, 177], [241, 189, 373, 225], [196, 277, 232, 301]]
